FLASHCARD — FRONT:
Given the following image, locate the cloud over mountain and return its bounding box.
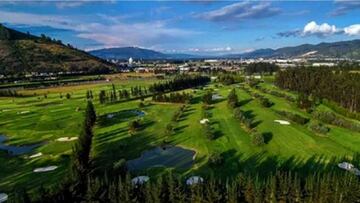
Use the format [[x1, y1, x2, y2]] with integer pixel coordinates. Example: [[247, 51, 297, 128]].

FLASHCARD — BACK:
[[277, 21, 360, 38]]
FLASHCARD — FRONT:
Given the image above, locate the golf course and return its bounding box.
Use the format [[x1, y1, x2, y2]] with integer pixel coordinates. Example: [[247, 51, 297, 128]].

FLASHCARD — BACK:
[[1, 72, 360, 195]]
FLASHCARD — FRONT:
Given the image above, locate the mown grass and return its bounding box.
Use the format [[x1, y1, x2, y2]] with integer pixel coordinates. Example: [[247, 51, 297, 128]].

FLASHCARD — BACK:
[[0, 77, 360, 195]]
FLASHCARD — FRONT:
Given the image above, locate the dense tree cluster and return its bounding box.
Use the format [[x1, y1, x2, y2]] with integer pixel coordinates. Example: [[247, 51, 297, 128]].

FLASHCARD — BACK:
[[152, 92, 192, 104], [245, 62, 279, 75], [217, 73, 244, 85], [257, 86, 296, 102], [0, 89, 22, 97], [148, 75, 210, 93], [312, 110, 360, 132], [19, 171, 360, 203], [128, 119, 141, 135], [308, 121, 330, 135], [274, 110, 310, 125], [275, 67, 360, 112]]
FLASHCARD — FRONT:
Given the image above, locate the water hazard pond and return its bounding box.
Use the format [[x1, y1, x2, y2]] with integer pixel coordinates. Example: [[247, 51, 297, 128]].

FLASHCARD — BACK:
[[0, 135, 42, 155], [127, 145, 196, 171]]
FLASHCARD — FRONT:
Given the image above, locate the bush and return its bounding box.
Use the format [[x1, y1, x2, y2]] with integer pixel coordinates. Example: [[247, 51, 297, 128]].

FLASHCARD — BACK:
[[259, 97, 273, 108], [203, 123, 215, 140], [66, 93, 71, 99], [275, 110, 309, 125], [252, 132, 265, 146], [128, 120, 141, 133], [309, 121, 330, 135], [209, 152, 224, 166], [312, 111, 360, 132]]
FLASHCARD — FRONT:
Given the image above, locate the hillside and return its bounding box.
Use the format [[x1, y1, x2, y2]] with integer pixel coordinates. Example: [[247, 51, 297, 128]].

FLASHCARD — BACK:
[[225, 39, 360, 59], [0, 24, 115, 75], [89, 47, 168, 60], [89, 47, 202, 60]]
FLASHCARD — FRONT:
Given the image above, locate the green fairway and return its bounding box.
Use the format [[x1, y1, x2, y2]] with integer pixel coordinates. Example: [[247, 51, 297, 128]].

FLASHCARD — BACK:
[[1, 76, 360, 194]]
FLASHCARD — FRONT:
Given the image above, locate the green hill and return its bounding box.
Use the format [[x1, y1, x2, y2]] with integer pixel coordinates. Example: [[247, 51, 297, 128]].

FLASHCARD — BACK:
[[0, 24, 115, 76]]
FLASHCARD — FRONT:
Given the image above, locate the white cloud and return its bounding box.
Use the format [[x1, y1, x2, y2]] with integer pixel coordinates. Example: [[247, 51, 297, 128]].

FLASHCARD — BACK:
[[344, 24, 360, 36], [278, 21, 360, 38], [196, 1, 281, 22], [303, 21, 338, 37]]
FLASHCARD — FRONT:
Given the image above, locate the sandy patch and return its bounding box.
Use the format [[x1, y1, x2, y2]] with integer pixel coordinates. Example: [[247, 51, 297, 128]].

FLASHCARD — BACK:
[[33, 166, 58, 173], [200, 118, 209, 124], [17, 111, 30, 114], [29, 152, 43, 159], [56, 137, 78, 142], [274, 120, 290, 125], [107, 114, 114, 119]]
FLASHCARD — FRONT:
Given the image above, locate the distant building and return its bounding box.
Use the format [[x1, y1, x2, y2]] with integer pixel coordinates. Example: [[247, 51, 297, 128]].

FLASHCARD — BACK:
[[128, 57, 133, 65]]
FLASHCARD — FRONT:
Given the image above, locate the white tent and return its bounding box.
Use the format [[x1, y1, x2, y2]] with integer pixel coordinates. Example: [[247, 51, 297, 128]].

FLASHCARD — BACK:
[[186, 176, 204, 185], [338, 162, 354, 170], [0, 193, 8, 203], [131, 176, 150, 185]]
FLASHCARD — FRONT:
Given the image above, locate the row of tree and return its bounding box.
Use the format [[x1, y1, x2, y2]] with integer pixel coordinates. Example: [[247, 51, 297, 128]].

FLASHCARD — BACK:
[[19, 170, 360, 203], [148, 75, 210, 93], [275, 67, 360, 112], [98, 85, 149, 104], [152, 92, 192, 103]]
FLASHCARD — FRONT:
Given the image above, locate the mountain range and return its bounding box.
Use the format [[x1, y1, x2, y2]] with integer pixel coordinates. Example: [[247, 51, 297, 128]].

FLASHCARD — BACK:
[[90, 39, 360, 60], [0, 24, 115, 75]]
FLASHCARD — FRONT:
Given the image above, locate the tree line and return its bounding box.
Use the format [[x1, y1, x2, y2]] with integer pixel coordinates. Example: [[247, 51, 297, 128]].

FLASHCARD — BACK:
[[275, 67, 360, 112], [152, 92, 192, 104], [15, 170, 360, 202], [245, 62, 279, 75], [148, 75, 210, 93]]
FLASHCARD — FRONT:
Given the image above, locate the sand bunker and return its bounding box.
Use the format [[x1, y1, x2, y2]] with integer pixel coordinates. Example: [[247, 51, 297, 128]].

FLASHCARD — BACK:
[[186, 176, 204, 185], [131, 176, 149, 185], [17, 111, 30, 114], [33, 166, 58, 173], [0, 193, 8, 203], [29, 152, 43, 159], [56, 137, 78, 142], [200, 118, 209, 124], [212, 94, 223, 100], [274, 120, 290, 125]]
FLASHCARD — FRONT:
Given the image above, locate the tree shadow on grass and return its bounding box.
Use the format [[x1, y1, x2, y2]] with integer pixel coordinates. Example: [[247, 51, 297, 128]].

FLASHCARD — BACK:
[[97, 109, 140, 127], [190, 150, 360, 181], [238, 98, 253, 107], [262, 132, 273, 144], [250, 120, 262, 128], [174, 125, 189, 134]]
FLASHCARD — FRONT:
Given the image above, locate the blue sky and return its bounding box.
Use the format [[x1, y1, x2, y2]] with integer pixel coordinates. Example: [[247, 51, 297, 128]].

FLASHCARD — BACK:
[[0, 0, 359, 55]]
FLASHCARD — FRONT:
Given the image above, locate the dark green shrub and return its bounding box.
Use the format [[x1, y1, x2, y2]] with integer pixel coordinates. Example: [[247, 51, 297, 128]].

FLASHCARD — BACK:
[[252, 132, 265, 146], [209, 152, 224, 166], [309, 121, 330, 135]]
